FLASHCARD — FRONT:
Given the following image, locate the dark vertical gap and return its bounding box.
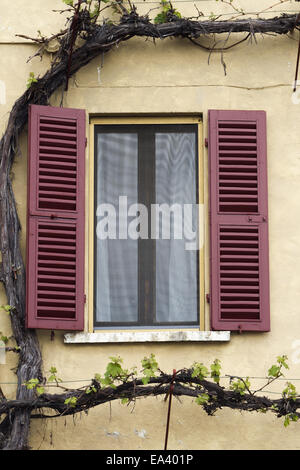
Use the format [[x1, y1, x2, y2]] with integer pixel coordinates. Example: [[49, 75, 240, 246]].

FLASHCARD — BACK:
[[138, 127, 156, 326]]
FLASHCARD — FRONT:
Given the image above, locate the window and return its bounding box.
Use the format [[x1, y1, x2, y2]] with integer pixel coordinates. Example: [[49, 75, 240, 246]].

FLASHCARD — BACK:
[[93, 121, 202, 328], [26, 106, 270, 336]]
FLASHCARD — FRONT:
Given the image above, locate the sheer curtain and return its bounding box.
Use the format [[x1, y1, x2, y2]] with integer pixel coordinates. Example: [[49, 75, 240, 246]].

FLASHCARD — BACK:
[[155, 132, 198, 323], [95, 133, 138, 323]]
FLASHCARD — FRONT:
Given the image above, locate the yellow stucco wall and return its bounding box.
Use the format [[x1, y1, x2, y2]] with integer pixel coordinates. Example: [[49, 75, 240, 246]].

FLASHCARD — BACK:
[[1, 0, 300, 450]]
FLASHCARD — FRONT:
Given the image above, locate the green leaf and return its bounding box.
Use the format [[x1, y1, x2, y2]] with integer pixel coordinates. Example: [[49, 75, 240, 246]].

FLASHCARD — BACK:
[[191, 362, 209, 381], [36, 386, 45, 396], [210, 359, 221, 384], [195, 393, 210, 405], [154, 0, 181, 24], [47, 367, 62, 383], [268, 365, 281, 378], [284, 415, 290, 427], [268, 356, 289, 379], [141, 354, 158, 384], [98, 356, 128, 388], [0, 333, 8, 344], [283, 413, 299, 427], [64, 396, 77, 408], [282, 382, 297, 401], [94, 373, 102, 383], [230, 377, 250, 396], [24, 378, 39, 390], [277, 355, 289, 370], [0, 305, 13, 314], [26, 72, 38, 89]]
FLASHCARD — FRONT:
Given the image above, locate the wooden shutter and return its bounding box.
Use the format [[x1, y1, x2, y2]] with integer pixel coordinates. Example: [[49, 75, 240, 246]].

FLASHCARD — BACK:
[[26, 104, 85, 330], [208, 110, 270, 332]]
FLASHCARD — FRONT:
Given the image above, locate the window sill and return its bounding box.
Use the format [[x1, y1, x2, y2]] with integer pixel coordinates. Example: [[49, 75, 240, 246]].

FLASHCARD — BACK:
[[64, 330, 230, 344]]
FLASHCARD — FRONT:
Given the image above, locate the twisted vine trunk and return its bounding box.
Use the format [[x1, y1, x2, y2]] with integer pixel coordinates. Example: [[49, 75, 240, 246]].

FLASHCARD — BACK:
[[0, 11, 298, 449], [0, 108, 43, 449]]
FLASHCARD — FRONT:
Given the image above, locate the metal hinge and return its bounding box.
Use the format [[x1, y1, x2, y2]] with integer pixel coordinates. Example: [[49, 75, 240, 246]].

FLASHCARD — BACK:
[[205, 138, 209, 148], [85, 137, 88, 147], [206, 293, 210, 304], [84, 294, 86, 304]]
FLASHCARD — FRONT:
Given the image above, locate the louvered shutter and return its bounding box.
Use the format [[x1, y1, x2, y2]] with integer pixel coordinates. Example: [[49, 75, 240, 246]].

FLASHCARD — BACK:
[[208, 110, 270, 332], [26, 104, 85, 330]]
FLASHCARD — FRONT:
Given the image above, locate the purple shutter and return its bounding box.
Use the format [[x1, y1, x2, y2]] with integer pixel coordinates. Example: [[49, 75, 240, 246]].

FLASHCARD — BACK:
[[208, 110, 270, 332], [26, 105, 85, 330]]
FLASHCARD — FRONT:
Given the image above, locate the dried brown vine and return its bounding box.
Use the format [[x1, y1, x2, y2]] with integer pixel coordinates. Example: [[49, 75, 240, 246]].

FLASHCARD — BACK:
[[0, 2, 299, 450]]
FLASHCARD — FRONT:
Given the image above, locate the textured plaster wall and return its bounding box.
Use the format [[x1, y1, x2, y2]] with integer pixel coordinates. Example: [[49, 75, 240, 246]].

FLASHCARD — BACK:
[[1, 0, 300, 450]]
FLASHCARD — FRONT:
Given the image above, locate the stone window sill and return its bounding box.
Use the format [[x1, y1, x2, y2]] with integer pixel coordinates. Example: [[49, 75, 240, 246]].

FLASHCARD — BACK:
[[64, 330, 230, 344]]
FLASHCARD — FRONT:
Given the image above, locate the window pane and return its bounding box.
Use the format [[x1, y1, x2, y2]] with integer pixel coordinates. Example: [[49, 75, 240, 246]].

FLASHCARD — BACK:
[[95, 133, 138, 323], [155, 132, 198, 323]]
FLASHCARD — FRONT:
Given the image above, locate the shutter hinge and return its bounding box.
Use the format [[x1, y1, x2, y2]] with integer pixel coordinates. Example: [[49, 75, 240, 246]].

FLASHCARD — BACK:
[[85, 138, 88, 148], [84, 294, 86, 304], [205, 138, 209, 148], [206, 293, 210, 304]]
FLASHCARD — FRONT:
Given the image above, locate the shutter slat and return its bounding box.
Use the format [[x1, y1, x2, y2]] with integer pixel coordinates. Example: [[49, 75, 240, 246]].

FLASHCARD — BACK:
[[40, 130, 77, 140], [39, 161, 77, 170], [219, 127, 256, 133], [39, 228, 76, 237], [36, 283, 76, 292], [38, 268, 76, 275], [27, 105, 85, 330], [40, 137, 77, 148], [38, 299, 76, 307], [219, 142, 257, 149], [38, 244, 76, 253], [209, 109, 270, 332], [39, 183, 76, 191], [219, 150, 258, 156], [40, 123, 77, 133]]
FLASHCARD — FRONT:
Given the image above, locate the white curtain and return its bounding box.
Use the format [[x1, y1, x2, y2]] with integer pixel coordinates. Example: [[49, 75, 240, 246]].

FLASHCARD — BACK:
[[155, 133, 198, 323], [95, 133, 138, 323]]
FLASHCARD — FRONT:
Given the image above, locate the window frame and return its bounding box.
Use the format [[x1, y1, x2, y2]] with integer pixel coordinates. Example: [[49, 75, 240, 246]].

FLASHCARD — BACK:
[[88, 116, 205, 333]]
